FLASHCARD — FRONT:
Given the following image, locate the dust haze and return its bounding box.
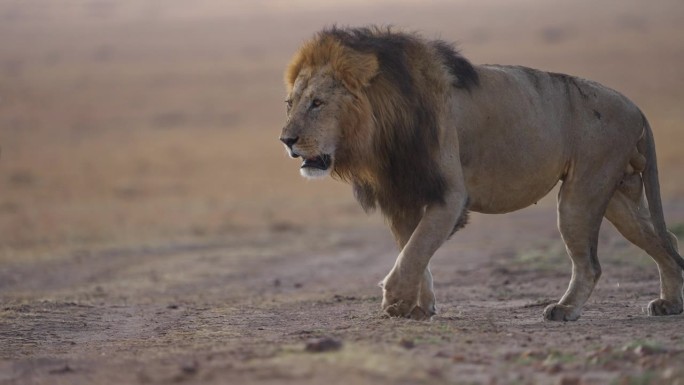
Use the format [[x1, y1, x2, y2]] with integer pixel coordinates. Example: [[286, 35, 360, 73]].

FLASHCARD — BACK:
[[1, 1, 684, 384]]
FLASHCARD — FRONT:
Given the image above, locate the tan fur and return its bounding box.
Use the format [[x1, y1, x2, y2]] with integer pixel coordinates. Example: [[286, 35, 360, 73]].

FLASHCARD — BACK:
[[280, 27, 684, 321], [286, 37, 379, 94]]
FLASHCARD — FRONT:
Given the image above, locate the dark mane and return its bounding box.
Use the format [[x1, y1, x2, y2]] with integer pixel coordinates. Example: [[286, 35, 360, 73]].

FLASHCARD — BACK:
[[319, 26, 479, 218], [320, 26, 479, 92], [430, 39, 480, 89], [285, 26, 479, 221]]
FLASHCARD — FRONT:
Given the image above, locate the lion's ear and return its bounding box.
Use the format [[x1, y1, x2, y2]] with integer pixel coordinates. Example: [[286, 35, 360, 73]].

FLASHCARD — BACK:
[[334, 49, 379, 91]]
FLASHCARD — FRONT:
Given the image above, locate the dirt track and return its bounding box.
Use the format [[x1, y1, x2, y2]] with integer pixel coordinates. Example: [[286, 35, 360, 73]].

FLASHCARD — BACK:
[[3, 208, 684, 384], [2, 1, 684, 384]]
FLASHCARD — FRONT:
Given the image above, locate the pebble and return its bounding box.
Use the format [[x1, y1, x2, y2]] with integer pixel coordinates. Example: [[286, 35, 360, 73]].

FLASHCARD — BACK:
[[305, 337, 342, 352]]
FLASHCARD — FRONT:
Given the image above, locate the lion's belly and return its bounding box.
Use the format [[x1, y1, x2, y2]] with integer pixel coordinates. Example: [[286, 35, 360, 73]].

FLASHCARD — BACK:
[[465, 168, 562, 214], [458, 117, 569, 214]]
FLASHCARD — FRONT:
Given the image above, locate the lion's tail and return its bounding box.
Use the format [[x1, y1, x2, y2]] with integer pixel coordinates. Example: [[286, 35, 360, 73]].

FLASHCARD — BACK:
[[640, 113, 684, 271]]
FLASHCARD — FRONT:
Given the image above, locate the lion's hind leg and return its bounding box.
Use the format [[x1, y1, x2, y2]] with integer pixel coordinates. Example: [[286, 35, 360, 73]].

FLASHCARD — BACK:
[[605, 178, 684, 316], [543, 175, 618, 321]]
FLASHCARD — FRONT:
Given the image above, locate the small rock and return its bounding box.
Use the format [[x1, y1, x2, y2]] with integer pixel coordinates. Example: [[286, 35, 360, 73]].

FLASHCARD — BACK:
[[557, 376, 580, 385], [49, 365, 74, 375], [399, 339, 415, 349], [180, 361, 199, 375], [305, 337, 342, 353]]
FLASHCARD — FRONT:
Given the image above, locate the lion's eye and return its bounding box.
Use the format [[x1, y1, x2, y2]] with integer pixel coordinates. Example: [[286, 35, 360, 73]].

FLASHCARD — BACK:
[[285, 99, 293, 110], [310, 98, 324, 109]]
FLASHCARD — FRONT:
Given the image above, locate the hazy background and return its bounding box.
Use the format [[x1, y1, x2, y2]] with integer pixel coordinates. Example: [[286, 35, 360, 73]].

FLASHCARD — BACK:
[[1, 0, 683, 260]]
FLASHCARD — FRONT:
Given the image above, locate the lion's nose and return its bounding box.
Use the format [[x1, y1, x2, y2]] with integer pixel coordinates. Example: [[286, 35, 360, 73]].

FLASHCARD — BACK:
[[280, 136, 299, 149]]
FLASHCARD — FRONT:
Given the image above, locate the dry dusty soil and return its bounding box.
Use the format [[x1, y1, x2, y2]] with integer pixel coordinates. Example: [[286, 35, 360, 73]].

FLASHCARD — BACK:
[[1, 1, 684, 384]]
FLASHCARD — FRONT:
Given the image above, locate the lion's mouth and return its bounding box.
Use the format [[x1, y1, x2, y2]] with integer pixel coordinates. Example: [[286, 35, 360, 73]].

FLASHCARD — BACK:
[[301, 154, 332, 170]]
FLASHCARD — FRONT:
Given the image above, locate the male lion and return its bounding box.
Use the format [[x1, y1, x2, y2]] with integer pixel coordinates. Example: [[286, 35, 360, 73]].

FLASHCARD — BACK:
[[279, 26, 684, 321]]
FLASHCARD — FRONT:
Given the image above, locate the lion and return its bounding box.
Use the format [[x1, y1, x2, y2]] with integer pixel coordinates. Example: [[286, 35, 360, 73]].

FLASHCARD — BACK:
[[279, 26, 684, 321]]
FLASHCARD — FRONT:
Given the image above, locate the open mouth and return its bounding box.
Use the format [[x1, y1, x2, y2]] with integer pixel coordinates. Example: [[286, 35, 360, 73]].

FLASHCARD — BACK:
[[301, 154, 332, 170]]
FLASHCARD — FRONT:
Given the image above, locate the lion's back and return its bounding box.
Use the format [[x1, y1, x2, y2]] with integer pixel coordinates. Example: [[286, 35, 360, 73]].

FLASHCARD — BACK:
[[481, 65, 636, 117]]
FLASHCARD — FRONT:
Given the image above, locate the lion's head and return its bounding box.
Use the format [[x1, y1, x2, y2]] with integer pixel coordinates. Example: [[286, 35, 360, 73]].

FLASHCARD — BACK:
[[280, 35, 378, 179]]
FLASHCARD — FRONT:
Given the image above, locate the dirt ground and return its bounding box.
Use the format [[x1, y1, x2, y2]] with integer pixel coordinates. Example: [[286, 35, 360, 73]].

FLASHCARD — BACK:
[[2, 1, 684, 384]]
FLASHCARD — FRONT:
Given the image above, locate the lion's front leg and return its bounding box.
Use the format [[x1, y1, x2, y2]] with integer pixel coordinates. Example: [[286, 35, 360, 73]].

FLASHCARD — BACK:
[[381, 191, 467, 319], [384, 209, 433, 319]]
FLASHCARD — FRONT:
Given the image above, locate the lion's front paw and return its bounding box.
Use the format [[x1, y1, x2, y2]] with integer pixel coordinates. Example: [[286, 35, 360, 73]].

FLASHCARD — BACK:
[[382, 298, 409, 316], [381, 283, 424, 319], [543, 303, 581, 321], [382, 300, 431, 320], [647, 299, 683, 316]]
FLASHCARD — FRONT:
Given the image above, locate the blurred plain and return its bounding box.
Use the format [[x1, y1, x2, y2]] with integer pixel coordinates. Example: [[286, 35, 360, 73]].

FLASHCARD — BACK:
[[2, 0, 683, 258]]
